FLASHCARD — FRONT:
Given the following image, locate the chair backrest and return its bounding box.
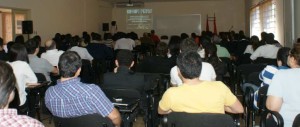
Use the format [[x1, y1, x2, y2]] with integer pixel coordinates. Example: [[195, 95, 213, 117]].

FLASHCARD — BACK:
[[237, 64, 266, 84], [246, 71, 261, 87], [35, 73, 47, 82], [257, 85, 269, 112], [244, 87, 255, 110], [54, 113, 113, 127], [254, 57, 277, 66], [102, 88, 141, 100], [293, 114, 300, 127], [260, 110, 284, 127], [165, 112, 235, 127]]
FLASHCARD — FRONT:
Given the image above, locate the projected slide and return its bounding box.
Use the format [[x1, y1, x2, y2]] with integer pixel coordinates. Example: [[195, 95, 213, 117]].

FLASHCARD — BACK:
[[126, 9, 153, 29]]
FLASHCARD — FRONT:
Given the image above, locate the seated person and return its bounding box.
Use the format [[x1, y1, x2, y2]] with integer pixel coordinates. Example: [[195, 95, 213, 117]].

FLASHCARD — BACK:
[[8, 43, 38, 114], [170, 38, 216, 86], [0, 37, 8, 61], [250, 33, 279, 60], [69, 36, 93, 61], [158, 51, 243, 114], [45, 51, 121, 127], [136, 42, 173, 74], [86, 33, 113, 61], [103, 49, 146, 93], [266, 43, 300, 127], [0, 61, 44, 127], [114, 32, 135, 51], [25, 38, 58, 81], [41, 39, 64, 66]]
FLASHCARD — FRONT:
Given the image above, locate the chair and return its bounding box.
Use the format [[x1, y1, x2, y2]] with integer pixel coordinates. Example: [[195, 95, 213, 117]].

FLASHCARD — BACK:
[[163, 112, 235, 127], [243, 87, 255, 127], [53, 113, 114, 127], [260, 110, 284, 127], [102, 88, 141, 127], [293, 114, 300, 127], [80, 59, 94, 84], [246, 72, 261, 87], [254, 57, 277, 66], [92, 59, 108, 85], [257, 85, 269, 113]]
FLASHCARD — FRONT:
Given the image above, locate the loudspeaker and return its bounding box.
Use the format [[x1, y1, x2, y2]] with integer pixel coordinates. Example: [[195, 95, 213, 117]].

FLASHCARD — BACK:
[[102, 23, 109, 31], [111, 21, 116, 26], [22, 20, 33, 34]]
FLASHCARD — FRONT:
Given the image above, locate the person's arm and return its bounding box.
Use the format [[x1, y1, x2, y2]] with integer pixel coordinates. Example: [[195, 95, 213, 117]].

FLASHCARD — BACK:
[[250, 47, 261, 60], [158, 89, 173, 115], [266, 95, 283, 112], [225, 99, 244, 113], [51, 67, 58, 74], [23, 62, 38, 84], [107, 108, 122, 127], [158, 107, 172, 115]]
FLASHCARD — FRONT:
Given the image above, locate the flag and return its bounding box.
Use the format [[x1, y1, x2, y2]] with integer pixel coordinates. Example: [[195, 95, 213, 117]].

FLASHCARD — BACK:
[[206, 15, 209, 32]]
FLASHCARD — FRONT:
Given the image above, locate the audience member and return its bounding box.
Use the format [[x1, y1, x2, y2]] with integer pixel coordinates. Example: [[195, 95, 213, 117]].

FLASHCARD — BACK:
[[15, 35, 25, 44], [41, 39, 64, 66], [7, 43, 38, 114], [167, 35, 181, 65], [244, 35, 260, 54], [250, 33, 279, 60], [114, 32, 135, 51], [180, 33, 189, 41], [170, 38, 216, 86], [266, 43, 300, 127], [69, 36, 93, 61], [103, 50, 146, 92], [136, 43, 173, 74], [25, 38, 58, 81], [86, 33, 113, 61], [158, 51, 243, 114], [212, 35, 230, 58], [251, 47, 290, 109], [0, 61, 44, 127], [140, 32, 153, 44], [45, 51, 121, 126], [0, 37, 8, 61], [81, 31, 90, 47], [150, 30, 160, 45]]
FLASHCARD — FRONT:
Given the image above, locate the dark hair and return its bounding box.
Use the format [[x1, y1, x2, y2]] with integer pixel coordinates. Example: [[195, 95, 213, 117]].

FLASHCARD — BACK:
[[6, 41, 15, 53], [250, 35, 260, 51], [277, 47, 291, 66], [290, 43, 300, 66], [91, 33, 101, 41], [25, 38, 40, 54], [0, 37, 3, 47], [116, 49, 133, 67], [168, 35, 181, 57], [0, 61, 17, 108], [180, 38, 198, 52], [58, 51, 82, 78], [297, 38, 300, 43], [204, 43, 221, 68], [180, 33, 189, 40], [70, 36, 80, 47], [33, 35, 41, 43], [156, 42, 168, 57], [176, 51, 202, 79], [15, 35, 24, 44], [9, 43, 29, 63]]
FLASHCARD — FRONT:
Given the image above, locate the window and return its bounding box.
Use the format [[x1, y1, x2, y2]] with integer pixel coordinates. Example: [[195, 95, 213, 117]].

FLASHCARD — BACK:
[[250, 0, 277, 40]]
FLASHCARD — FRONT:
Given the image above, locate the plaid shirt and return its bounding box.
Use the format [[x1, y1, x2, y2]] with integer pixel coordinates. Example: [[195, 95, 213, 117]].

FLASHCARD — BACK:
[[0, 109, 44, 127], [45, 78, 114, 118]]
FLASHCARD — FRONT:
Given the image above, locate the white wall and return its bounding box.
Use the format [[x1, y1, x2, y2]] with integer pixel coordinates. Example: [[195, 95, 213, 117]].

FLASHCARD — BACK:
[[295, 0, 300, 42], [112, 0, 245, 37], [0, 0, 112, 44]]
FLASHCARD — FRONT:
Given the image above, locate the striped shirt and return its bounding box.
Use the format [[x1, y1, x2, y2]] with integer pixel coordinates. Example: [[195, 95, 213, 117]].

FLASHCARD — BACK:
[[45, 78, 113, 118], [0, 109, 44, 127]]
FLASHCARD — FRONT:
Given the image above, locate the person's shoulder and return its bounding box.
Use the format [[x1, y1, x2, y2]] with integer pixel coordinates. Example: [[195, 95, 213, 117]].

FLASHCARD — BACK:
[[17, 115, 44, 127]]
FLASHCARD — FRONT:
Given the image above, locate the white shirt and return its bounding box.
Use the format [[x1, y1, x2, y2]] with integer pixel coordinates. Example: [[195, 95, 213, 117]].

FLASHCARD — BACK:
[[268, 68, 300, 127], [8, 61, 37, 106], [244, 45, 254, 54], [170, 62, 216, 86], [41, 49, 64, 66], [69, 46, 93, 61], [114, 38, 135, 51], [250, 44, 279, 60]]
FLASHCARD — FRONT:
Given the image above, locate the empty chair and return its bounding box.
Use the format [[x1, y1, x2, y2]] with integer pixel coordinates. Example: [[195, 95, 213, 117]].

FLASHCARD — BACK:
[[163, 112, 235, 127], [54, 113, 114, 127], [260, 110, 284, 127]]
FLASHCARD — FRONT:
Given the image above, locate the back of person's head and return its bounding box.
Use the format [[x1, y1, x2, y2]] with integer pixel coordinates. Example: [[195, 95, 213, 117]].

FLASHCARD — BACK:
[[25, 38, 40, 54], [250, 35, 260, 50], [161, 35, 168, 40], [151, 30, 155, 34], [297, 38, 300, 43], [290, 43, 300, 66], [58, 51, 82, 78], [180, 38, 198, 52], [180, 33, 189, 40], [168, 35, 181, 56], [33, 35, 41, 43], [116, 49, 133, 67], [176, 51, 202, 79], [6, 41, 15, 53], [204, 43, 217, 58], [212, 35, 221, 44], [156, 42, 168, 57], [15, 35, 25, 44], [9, 43, 29, 63], [70, 36, 80, 47], [0, 61, 17, 109], [45, 39, 56, 50], [266, 33, 275, 44], [277, 47, 291, 66], [200, 36, 211, 49], [191, 33, 196, 38]]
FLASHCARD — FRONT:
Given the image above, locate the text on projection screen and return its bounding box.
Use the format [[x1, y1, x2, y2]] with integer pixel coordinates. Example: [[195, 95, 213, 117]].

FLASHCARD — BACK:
[[127, 9, 153, 30]]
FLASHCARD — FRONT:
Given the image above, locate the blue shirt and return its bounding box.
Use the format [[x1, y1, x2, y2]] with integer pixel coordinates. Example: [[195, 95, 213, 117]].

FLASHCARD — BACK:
[[45, 78, 113, 118]]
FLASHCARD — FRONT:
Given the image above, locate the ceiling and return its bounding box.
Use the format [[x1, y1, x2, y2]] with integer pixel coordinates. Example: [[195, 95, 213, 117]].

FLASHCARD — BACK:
[[102, 0, 228, 4]]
